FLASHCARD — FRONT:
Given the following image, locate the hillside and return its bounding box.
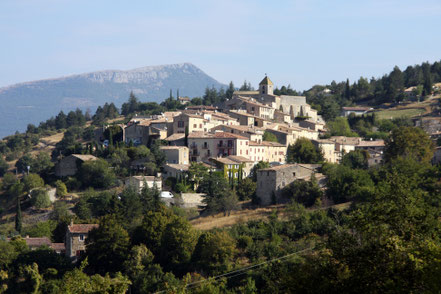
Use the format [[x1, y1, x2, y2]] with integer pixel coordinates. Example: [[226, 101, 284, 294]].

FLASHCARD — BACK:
[[0, 63, 226, 138]]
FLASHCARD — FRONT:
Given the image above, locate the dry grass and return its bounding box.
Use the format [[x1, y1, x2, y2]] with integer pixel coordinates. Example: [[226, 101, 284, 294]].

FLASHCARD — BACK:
[[190, 201, 352, 231], [190, 204, 287, 230]]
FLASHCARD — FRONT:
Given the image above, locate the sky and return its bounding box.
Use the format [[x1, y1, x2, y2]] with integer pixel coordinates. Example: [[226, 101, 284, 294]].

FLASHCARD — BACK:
[[1, 0, 441, 91]]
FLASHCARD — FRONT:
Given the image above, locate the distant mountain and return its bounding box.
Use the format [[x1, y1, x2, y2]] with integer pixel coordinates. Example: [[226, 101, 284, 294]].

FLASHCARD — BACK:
[[0, 63, 226, 138]]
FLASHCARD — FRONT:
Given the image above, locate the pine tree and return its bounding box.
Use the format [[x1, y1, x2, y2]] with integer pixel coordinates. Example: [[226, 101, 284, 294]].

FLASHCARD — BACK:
[[15, 197, 22, 234], [345, 79, 351, 99]]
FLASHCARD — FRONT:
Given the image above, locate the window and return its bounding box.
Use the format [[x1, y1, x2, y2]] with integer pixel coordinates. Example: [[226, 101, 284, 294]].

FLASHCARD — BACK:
[[178, 121, 184, 128], [199, 124, 202, 128], [246, 150, 248, 155], [193, 124, 197, 128], [240, 150, 242, 155], [293, 172, 296, 177], [79, 234, 84, 241], [207, 150, 211, 156]]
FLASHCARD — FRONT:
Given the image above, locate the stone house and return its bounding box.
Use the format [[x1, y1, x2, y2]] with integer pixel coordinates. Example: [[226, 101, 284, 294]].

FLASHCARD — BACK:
[[341, 107, 372, 117], [55, 154, 98, 177], [256, 164, 322, 205], [209, 155, 254, 181], [163, 163, 190, 179], [65, 223, 98, 260], [125, 176, 162, 192], [210, 124, 264, 143], [160, 146, 189, 165], [178, 96, 191, 104], [7, 236, 65, 254], [312, 139, 338, 163], [165, 133, 186, 146], [187, 131, 249, 162], [170, 113, 206, 135], [248, 141, 286, 163]]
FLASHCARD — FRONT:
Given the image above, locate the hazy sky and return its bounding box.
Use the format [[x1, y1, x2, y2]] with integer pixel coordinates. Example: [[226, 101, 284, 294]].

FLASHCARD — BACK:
[[1, 0, 441, 91]]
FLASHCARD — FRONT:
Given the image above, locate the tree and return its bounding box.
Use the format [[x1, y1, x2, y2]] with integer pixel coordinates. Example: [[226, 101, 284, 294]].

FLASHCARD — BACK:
[[287, 138, 324, 164], [159, 216, 197, 272], [422, 62, 433, 96], [15, 198, 22, 233], [86, 215, 130, 274], [387, 66, 404, 102], [341, 150, 369, 169], [236, 178, 256, 201], [55, 180, 68, 198], [79, 159, 116, 189], [192, 231, 237, 275], [327, 117, 358, 137], [23, 173, 44, 193], [0, 158, 8, 177], [15, 154, 34, 174], [30, 189, 51, 209], [282, 177, 323, 207], [198, 172, 238, 215], [384, 127, 434, 163], [323, 164, 374, 203], [263, 131, 278, 142], [226, 81, 235, 99], [187, 162, 209, 189]]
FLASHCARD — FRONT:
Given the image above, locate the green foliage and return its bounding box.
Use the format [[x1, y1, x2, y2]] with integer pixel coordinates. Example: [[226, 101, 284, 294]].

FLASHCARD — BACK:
[[0, 158, 8, 177], [15, 198, 22, 233], [192, 231, 237, 275], [327, 117, 359, 137], [262, 131, 278, 142], [323, 164, 374, 203], [79, 159, 116, 189], [85, 215, 130, 274], [236, 178, 256, 201], [55, 180, 67, 198], [282, 177, 323, 207], [384, 126, 434, 163], [30, 189, 51, 209], [341, 150, 369, 169], [23, 173, 44, 192], [287, 138, 324, 164], [198, 172, 238, 215], [187, 162, 209, 188], [23, 220, 57, 239]]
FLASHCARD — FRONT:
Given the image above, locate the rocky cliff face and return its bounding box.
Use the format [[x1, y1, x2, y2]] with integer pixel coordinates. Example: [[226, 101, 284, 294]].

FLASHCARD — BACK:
[[0, 63, 226, 138]]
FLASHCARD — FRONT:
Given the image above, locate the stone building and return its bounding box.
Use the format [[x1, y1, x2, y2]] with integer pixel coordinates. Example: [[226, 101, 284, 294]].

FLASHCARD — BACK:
[[65, 223, 98, 260], [256, 164, 322, 205], [125, 176, 162, 192], [55, 154, 98, 177], [160, 146, 189, 165], [187, 131, 249, 162]]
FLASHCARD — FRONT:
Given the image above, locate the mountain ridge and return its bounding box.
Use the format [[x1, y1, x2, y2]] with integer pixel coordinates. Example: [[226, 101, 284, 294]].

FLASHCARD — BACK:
[[0, 63, 226, 138]]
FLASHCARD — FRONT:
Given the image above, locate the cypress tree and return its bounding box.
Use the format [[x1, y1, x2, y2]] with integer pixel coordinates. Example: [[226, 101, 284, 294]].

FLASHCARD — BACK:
[[15, 197, 22, 234], [177, 89, 180, 99], [170, 89, 173, 100]]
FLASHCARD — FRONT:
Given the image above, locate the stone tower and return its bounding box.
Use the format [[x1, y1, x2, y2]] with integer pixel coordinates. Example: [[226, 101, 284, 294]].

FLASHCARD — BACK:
[[259, 75, 274, 95]]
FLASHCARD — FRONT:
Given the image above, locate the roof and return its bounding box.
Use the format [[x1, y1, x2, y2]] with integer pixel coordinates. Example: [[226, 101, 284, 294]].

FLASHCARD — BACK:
[[160, 146, 188, 150], [356, 140, 385, 147], [23, 237, 52, 247], [209, 157, 238, 165], [186, 105, 216, 110], [68, 224, 99, 233], [259, 163, 321, 172], [226, 155, 253, 163], [51, 243, 66, 251], [330, 136, 362, 145], [178, 96, 190, 101], [259, 76, 274, 86], [233, 91, 260, 95], [71, 154, 98, 161], [342, 107, 372, 111], [130, 176, 161, 182], [165, 133, 186, 141], [249, 141, 285, 147], [188, 131, 248, 140], [165, 163, 190, 171]]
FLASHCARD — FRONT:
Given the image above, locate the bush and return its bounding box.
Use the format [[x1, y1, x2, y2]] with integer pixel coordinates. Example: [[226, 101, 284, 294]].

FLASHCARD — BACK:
[[31, 189, 51, 209]]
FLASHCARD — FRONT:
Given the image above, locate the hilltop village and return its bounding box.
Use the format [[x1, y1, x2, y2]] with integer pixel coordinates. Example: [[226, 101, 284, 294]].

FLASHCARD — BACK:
[[1, 68, 441, 292]]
